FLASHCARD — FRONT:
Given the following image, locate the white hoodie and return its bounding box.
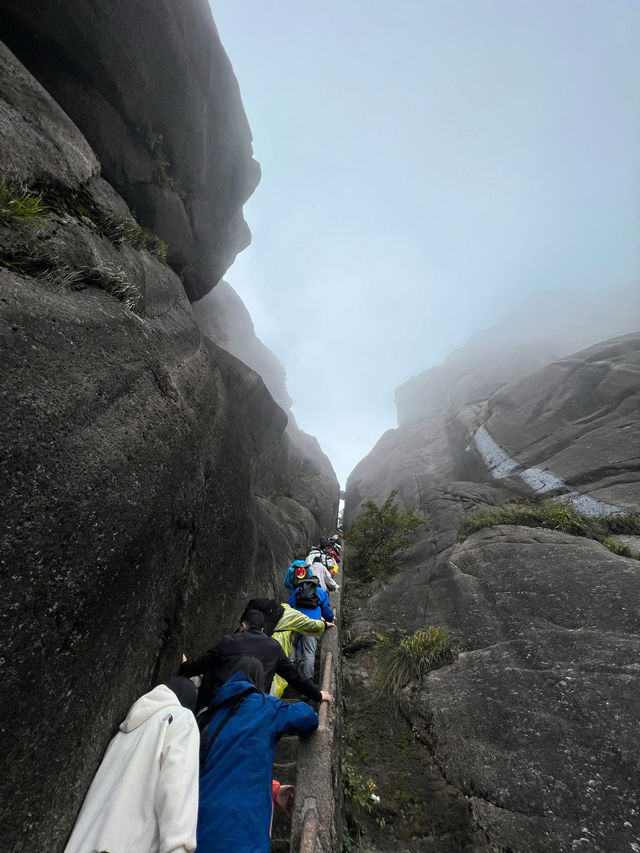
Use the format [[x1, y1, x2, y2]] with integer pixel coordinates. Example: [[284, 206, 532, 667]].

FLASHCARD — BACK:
[[64, 685, 199, 853]]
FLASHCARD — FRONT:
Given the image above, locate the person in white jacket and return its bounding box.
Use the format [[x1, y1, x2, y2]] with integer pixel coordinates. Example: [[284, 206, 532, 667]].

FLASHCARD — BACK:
[[64, 677, 199, 853], [309, 554, 339, 592]]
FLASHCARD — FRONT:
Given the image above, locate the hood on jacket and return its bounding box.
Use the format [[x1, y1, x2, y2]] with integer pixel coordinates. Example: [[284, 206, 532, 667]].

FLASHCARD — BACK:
[[166, 675, 198, 712], [119, 684, 182, 733], [212, 671, 260, 709], [242, 598, 285, 636]]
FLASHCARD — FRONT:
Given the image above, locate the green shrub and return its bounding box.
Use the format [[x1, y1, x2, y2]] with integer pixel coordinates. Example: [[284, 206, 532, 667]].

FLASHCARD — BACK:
[[346, 490, 422, 582], [0, 179, 48, 225], [376, 627, 457, 694], [458, 503, 640, 544], [602, 538, 638, 559], [342, 750, 380, 851]]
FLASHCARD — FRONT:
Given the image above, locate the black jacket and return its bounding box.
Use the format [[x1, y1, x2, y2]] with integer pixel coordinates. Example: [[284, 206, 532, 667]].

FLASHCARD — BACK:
[[179, 628, 322, 710]]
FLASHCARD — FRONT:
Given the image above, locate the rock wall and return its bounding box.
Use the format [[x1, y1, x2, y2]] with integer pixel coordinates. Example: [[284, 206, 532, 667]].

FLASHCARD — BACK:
[[193, 281, 293, 411], [396, 285, 640, 427], [193, 281, 339, 532], [345, 334, 640, 853], [1, 0, 260, 301], [0, 17, 337, 852]]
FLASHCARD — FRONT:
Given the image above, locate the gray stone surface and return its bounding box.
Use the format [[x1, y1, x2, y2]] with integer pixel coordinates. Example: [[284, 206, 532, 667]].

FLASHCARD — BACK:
[[403, 528, 640, 853], [485, 333, 640, 510], [0, 41, 337, 851], [0, 41, 98, 186], [193, 280, 339, 533], [345, 335, 640, 852], [193, 280, 293, 412], [1, 0, 260, 301]]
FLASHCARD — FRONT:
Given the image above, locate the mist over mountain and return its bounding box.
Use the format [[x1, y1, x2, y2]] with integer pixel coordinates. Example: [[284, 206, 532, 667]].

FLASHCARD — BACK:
[[396, 282, 640, 428]]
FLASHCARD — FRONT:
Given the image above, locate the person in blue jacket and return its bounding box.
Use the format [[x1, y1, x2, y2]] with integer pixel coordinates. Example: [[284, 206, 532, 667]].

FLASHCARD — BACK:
[[287, 567, 335, 679], [197, 657, 326, 853]]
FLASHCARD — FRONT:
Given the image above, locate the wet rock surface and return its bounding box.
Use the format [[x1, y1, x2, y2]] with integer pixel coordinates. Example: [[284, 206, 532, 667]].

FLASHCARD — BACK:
[[345, 335, 640, 852], [343, 646, 494, 853], [0, 35, 337, 852]]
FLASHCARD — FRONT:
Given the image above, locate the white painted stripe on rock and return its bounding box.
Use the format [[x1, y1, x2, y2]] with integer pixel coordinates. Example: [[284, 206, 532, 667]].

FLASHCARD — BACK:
[[474, 425, 623, 517]]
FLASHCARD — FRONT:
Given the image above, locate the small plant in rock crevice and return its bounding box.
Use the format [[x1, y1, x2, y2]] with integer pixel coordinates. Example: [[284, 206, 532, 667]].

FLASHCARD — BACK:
[[0, 179, 48, 225], [376, 627, 457, 695], [603, 537, 639, 559], [3, 241, 142, 310], [342, 750, 382, 851], [5, 181, 169, 265], [139, 128, 179, 191], [61, 263, 141, 309], [96, 210, 168, 263]]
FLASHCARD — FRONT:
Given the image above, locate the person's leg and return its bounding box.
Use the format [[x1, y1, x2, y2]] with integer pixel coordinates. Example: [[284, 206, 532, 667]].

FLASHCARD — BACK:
[[297, 635, 317, 679], [292, 633, 303, 667]]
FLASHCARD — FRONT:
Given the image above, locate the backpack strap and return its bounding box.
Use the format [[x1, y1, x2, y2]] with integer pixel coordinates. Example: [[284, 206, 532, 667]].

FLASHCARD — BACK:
[[199, 686, 257, 768]]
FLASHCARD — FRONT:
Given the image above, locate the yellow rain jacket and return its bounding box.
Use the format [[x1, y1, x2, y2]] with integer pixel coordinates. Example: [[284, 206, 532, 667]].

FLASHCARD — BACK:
[[270, 603, 325, 698]]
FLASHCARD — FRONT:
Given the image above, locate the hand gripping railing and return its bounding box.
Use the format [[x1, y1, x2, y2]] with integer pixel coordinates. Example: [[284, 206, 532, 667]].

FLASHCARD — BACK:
[[290, 585, 342, 853]]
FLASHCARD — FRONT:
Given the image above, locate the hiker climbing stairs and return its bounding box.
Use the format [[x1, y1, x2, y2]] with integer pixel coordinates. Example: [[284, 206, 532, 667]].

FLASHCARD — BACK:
[[272, 584, 342, 852]]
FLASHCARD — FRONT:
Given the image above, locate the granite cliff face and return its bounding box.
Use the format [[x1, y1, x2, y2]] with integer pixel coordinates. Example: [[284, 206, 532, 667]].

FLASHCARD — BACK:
[[193, 281, 338, 531], [396, 286, 640, 427], [1, 0, 260, 302], [0, 13, 337, 851], [345, 333, 640, 853]]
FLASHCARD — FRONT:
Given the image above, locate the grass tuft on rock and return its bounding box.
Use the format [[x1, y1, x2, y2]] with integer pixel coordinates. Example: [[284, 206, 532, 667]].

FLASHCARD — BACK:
[[602, 538, 639, 559], [376, 627, 457, 694], [458, 502, 640, 545], [0, 179, 48, 225], [97, 211, 168, 263], [55, 263, 141, 309]]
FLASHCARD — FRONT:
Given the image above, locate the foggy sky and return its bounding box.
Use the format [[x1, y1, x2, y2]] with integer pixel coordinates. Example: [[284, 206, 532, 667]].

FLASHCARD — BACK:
[[210, 0, 640, 486]]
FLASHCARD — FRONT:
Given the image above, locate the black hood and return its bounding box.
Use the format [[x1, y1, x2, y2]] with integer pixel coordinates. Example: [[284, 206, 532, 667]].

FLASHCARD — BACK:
[[242, 598, 285, 636]]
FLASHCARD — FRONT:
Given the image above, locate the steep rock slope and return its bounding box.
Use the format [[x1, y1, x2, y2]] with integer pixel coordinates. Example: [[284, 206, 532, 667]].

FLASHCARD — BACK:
[[193, 280, 293, 411], [193, 281, 338, 530], [396, 286, 640, 427], [1, 0, 260, 301], [0, 31, 337, 853], [483, 334, 640, 509], [345, 334, 640, 853]]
